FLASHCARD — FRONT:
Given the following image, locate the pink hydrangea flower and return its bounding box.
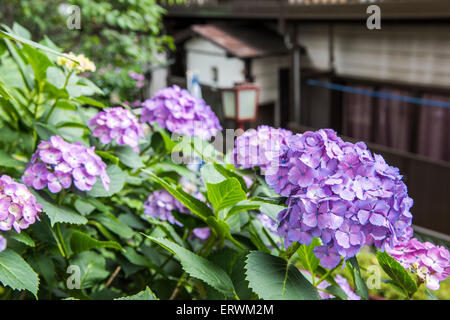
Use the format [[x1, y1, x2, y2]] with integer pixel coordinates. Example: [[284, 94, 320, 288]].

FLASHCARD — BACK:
[[23, 136, 110, 193], [387, 238, 450, 290], [0, 174, 42, 233]]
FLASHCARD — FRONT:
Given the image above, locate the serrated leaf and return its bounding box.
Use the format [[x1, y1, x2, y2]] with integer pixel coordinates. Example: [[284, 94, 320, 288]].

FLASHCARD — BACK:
[[245, 251, 320, 300], [87, 164, 126, 198], [0, 249, 39, 297], [376, 251, 418, 296], [206, 178, 246, 213], [145, 236, 236, 298], [70, 230, 122, 255], [7, 231, 35, 247], [116, 287, 158, 300], [33, 191, 87, 226]]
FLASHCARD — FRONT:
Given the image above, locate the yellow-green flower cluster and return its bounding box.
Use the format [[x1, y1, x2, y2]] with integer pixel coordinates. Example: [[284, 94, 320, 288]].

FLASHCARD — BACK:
[[57, 52, 96, 73]]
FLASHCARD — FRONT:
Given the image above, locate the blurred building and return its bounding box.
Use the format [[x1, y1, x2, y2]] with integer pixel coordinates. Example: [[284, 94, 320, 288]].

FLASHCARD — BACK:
[[162, 0, 450, 235]]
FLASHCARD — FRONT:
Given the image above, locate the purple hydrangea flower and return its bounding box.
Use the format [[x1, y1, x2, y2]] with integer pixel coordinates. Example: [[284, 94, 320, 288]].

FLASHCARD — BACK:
[[22, 136, 110, 193], [89, 107, 145, 153], [0, 175, 42, 233], [232, 125, 292, 172], [232, 127, 414, 269], [0, 235, 6, 252], [387, 238, 450, 290], [143, 189, 187, 226], [140, 85, 222, 140]]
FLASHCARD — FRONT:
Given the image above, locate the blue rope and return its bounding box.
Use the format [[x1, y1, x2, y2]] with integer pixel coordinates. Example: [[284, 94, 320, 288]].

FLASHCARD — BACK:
[[306, 79, 450, 110]]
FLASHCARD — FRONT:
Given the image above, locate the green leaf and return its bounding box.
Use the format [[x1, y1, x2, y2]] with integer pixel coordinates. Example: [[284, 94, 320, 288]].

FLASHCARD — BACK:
[[145, 236, 236, 298], [7, 232, 35, 247], [46, 67, 66, 88], [347, 256, 369, 300], [206, 178, 246, 213], [33, 191, 87, 226], [70, 251, 109, 289], [87, 164, 126, 197], [0, 28, 69, 58], [22, 44, 53, 83], [152, 122, 177, 152], [245, 251, 320, 300], [0, 81, 13, 100], [0, 249, 39, 297], [95, 150, 120, 166], [150, 161, 197, 181], [75, 96, 106, 108], [376, 251, 418, 296], [34, 122, 60, 141], [213, 163, 248, 192], [116, 287, 158, 300], [0, 150, 25, 168], [226, 200, 261, 217], [113, 145, 144, 169], [90, 212, 134, 239], [296, 238, 321, 274], [207, 248, 253, 299], [70, 230, 122, 255], [142, 169, 213, 220]]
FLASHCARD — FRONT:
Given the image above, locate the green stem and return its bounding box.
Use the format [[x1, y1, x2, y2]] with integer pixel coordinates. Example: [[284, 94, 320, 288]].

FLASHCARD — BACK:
[[315, 260, 343, 288], [56, 223, 69, 259], [44, 70, 73, 122], [282, 242, 301, 261]]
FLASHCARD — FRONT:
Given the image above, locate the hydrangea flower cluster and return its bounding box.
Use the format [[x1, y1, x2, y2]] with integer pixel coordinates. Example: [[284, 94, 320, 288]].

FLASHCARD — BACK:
[[143, 188, 211, 240], [57, 52, 96, 73], [233, 127, 414, 269], [140, 85, 222, 140], [387, 238, 450, 290], [22, 136, 110, 193], [0, 175, 42, 233], [143, 189, 188, 226], [317, 274, 361, 300], [89, 107, 145, 153], [232, 125, 292, 173]]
